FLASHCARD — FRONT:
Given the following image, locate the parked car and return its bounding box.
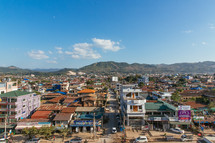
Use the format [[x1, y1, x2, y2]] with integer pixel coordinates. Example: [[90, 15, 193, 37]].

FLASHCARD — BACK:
[[170, 127, 184, 134], [112, 127, 117, 134], [25, 138, 40, 143], [165, 136, 175, 141], [134, 136, 148, 143], [181, 134, 193, 142], [69, 137, 82, 143]]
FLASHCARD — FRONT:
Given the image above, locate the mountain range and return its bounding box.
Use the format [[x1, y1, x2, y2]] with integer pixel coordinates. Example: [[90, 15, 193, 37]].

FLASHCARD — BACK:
[[1, 61, 215, 75]]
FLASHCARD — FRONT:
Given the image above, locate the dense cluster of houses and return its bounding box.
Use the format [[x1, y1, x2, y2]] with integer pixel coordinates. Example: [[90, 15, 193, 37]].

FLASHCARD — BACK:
[[1, 73, 215, 135]]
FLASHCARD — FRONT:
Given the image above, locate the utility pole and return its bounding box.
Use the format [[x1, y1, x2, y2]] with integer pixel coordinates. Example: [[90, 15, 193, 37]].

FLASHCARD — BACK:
[[93, 112, 96, 139], [5, 114, 7, 139]]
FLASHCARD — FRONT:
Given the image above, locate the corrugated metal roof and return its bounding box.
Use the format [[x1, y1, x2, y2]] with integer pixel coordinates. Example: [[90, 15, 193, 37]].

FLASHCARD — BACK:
[[0, 90, 32, 97], [31, 111, 52, 119], [77, 89, 95, 94], [53, 113, 72, 121], [61, 107, 77, 113]]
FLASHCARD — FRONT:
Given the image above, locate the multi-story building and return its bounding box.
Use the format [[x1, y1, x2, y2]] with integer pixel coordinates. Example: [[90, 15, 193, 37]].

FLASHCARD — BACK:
[[0, 91, 40, 125], [120, 87, 146, 128], [138, 75, 149, 85], [0, 81, 17, 94]]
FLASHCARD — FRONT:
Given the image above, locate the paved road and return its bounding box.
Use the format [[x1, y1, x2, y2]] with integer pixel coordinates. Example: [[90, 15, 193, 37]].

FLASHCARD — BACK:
[[103, 91, 120, 142]]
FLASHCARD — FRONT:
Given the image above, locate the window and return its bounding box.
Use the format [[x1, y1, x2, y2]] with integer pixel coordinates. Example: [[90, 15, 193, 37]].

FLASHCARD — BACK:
[[1, 91, 4, 94], [139, 106, 142, 109], [8, 85, 12, 89], [130, 106, 133, 110]]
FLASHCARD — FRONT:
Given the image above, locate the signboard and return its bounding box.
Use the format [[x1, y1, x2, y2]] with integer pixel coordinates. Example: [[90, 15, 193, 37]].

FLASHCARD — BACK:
[[193, 116, 204, 121], [112, 77, 118, 82], [178, 110, 191, 121], [178, 105, 190, 110]]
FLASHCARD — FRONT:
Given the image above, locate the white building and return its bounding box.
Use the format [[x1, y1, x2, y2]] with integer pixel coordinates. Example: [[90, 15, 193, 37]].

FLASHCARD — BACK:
[[120, 87, 146, 127], [151, 91, 172, 100], [138, 75, 149, 85]]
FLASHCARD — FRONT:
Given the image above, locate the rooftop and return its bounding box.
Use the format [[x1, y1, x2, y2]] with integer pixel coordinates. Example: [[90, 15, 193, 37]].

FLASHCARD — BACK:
[[77, 89, 96, 94], [53, 113, 72, 121], [37, 104, 65, 111], [61, 107, 77, 113], [31, 111, 52, 119], [0, 90, 33, 98]]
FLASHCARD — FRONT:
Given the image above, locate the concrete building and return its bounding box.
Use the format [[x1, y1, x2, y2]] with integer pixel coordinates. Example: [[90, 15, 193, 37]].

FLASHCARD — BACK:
[[138, 75, 149, 85], [0, 91, 40, 125], [120, 87, 146, 127], [0, 81, 18, 94], [151, 91, 172, 100]]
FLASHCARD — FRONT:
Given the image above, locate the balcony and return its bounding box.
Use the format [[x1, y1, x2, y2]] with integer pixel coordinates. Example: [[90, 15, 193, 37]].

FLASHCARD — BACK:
[[0, 101, 8, 105], [8, 102, 15, 105], [10, 108, 15, 112], [8, 115, 15, 119], [0, 114, 6, 118], [0, 108, 8, 111]]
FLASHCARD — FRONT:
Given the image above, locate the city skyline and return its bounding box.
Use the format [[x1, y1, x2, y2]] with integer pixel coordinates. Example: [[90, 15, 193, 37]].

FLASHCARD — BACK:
[[1, 0, 215, 68]]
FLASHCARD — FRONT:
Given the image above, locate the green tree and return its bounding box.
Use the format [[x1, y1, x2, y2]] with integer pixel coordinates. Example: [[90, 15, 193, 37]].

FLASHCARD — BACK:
[[86, 80, 94, 85], [59, 128, 70, 141], [22, 126, 39, 139], [208, 102, 215, 108], [39, 126, 55, 139], [138, 82, 144, 88], [171, 92, 180, 102]]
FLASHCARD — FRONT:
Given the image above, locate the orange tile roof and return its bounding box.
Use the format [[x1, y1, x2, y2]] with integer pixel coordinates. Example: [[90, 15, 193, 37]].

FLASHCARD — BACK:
[[31, 111, 52, 119], [77, 89, 95, 94]]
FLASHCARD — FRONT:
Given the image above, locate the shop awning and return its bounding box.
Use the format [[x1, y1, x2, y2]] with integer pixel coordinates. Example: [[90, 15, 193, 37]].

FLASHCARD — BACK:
[[169, 121, 191, 125]]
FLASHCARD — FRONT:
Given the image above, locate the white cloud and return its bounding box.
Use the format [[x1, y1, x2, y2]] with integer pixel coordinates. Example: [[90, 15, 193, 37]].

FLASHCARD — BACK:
[[46, 60, 57, 64], [209, 24, 215, 30], [55, 47, 63, 54], [28, 50, 49, 60], [65, 43, 101, 59], [48, 51, 53, 54], [202, 42, 207, 45], [92, 38, 121, 52], [182, 30, 192, 34]]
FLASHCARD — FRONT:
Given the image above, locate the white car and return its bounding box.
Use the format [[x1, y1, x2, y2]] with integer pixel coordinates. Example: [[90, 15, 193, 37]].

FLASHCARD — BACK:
[[112, 127, 117, 134], [134, 136, 148, 143], [170, 127, 184, 134]]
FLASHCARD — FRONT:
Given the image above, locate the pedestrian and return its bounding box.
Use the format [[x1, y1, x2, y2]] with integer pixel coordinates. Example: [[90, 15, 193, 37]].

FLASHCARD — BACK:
[[53, 135, 55, 141]]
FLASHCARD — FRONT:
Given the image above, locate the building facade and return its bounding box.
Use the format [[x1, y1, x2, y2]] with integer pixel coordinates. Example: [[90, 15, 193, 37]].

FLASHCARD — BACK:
[[120, 87, 146, 127], [0, 91, 40, 124]]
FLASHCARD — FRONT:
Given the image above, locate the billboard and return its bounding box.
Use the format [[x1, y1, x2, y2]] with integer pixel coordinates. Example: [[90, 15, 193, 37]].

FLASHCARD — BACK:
[[178, 105, 190, 110], [178, 105, 191, 122]]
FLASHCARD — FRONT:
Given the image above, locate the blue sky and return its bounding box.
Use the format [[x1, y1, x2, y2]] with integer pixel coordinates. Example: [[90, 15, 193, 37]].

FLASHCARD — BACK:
[[0, 0, 215, 69]]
